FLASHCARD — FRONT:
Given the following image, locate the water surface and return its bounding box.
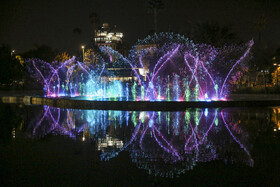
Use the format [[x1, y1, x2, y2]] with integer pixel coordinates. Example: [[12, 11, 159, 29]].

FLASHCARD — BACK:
[[1, 104, 279, 186]]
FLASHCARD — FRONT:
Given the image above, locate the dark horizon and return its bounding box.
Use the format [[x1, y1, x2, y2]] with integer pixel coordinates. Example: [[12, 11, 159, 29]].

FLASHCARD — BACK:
[[1, 0, 280, 54]]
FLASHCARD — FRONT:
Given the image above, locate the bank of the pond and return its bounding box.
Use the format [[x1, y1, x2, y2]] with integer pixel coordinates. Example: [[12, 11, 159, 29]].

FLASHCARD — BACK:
[[2, 95, 280, 111]]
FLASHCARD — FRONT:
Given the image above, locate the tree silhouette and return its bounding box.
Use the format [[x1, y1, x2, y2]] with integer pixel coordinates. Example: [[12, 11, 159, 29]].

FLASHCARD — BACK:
[[21, 44, 57, 63], [89, 12, 100, 45], [190, 22, 239, 47], [146, 0, 165, 33], [73, 28, 82, 35], [0, 44, 24, 86], [254, 14, 267, 42]]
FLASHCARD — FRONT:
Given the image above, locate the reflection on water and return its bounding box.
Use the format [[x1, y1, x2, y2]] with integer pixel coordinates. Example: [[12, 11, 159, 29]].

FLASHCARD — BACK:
[[17, 106, 271, 177], [1, 104, 279, 186], [272, 108, 280, 131]]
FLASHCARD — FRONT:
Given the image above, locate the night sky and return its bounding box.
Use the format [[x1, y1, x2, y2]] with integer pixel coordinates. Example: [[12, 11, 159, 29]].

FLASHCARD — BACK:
[[0, 0, 280, 54]]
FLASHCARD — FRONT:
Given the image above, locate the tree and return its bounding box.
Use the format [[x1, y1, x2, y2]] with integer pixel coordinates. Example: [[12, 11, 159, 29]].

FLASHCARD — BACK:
[[271, 48, 280, 86], [0, 44, 12, 84], [54, 52, 71, 63], [254, 14, 266, 42], [84, 49, 99, 65], [73, 28, 82, 35], [146, 0, 165, 33], [89, 12, 100, 46], [250, 45, 273, 90], [0, 44, 24, 86], [21, 44, 57, 63], [190, 22, 239, 47], [271, 66, 280, 86]]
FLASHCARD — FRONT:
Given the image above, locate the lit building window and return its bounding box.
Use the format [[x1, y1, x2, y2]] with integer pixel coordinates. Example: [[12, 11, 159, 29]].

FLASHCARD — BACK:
[[94, 23, 123, 50]]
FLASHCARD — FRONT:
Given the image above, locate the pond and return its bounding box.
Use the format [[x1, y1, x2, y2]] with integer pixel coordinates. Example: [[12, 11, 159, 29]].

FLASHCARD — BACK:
[[0, 104, 279, 186]]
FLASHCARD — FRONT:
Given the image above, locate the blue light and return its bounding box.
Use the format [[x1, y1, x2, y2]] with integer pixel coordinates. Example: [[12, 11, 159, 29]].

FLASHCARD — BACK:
[[149, 119, 154, 128]]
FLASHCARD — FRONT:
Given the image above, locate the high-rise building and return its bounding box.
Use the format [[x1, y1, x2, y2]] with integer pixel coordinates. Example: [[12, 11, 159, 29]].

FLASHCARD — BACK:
[[94, 23, 123, 50]]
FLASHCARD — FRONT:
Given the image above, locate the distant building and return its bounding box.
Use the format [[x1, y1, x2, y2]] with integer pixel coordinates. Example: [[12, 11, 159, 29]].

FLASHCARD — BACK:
[[94, 23, 135, 81], [136, 44, 157, 79], [94, 23, 123, 51]]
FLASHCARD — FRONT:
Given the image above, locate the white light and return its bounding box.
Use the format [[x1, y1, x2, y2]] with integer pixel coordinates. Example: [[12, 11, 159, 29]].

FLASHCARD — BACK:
[[205, 93, 208, 99], [12, 128, 15, 138], [204, 108, 208, 117], [108, 140, 113, 146], [139, 68, 148, 76], [139, 112, 149, 121]]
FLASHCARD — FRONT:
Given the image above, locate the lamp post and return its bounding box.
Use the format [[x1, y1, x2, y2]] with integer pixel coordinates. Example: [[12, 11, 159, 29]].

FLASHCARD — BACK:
[[11, 50, 15, 56], [81, 45, 85, 63]]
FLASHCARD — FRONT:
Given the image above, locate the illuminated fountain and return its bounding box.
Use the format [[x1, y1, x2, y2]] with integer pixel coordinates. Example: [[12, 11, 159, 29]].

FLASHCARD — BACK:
[[27, 33, 254, 101], [26, 46, 127, 99], [26, 107, 254, 177], [128, 33, 254, 101]]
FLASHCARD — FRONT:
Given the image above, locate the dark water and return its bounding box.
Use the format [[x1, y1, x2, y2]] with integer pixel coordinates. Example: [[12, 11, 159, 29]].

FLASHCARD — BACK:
[[0, 104, 280, 186]]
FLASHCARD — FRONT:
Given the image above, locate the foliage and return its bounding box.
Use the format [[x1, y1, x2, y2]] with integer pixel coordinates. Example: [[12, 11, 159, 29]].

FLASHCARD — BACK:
[[146, 0, 165, 11], [146, 0, 165, 32], [15, 55, 25, 66], [271, 51, 280, 85], [89, 12, 100, 29], [271, 67, 280, 85], [84, 49, 99, 65], [190, 22, 239, 47], [54, 52, 71, 63], [21, 44, 57, 63], [73, 28, 82, 35], [0, 44, 24, 85], [254, 14, 267, 41]]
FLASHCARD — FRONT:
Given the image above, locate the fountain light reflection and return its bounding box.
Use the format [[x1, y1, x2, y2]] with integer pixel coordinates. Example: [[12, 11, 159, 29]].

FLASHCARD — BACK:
[[24, 107, 256, 177]]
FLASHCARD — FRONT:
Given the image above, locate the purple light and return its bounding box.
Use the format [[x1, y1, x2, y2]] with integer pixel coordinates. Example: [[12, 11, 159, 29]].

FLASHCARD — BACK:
[[153, 125, 182, 160], [27, 107, 254, 176], [220, 40, 254, 97], [221, 110, 254, 166], [26, 34, 253, 102], [151, 45, 180, 82]]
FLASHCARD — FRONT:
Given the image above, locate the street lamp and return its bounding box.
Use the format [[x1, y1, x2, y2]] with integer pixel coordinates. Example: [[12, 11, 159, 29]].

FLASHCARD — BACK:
[[11, 50, 15, 56], [81, 45, 85, 63]]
